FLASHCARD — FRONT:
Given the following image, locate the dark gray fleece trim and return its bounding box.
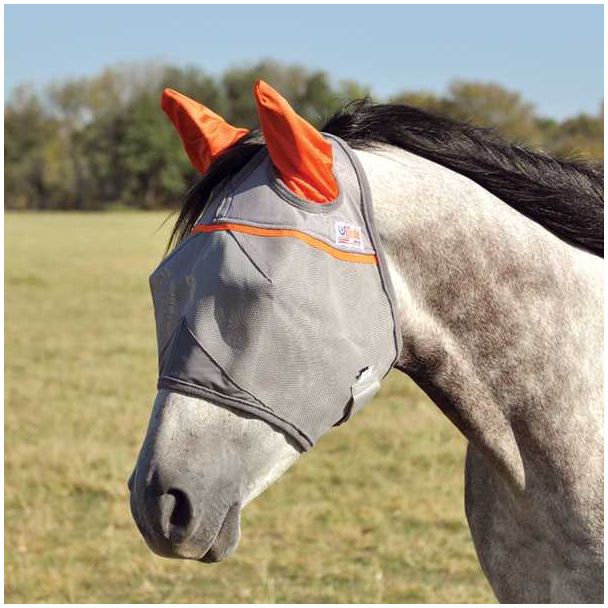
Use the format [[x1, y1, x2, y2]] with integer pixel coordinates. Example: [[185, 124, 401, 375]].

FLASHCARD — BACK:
[[157, 378, 312, 451]]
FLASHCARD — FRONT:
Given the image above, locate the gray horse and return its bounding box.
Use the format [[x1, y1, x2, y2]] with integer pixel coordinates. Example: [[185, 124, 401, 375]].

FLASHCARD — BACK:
[[129, 82, 603, 603]]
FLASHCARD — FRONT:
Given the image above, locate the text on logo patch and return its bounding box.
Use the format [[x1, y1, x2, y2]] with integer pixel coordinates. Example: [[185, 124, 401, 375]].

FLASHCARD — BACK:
[[334, 222, 364, 250]]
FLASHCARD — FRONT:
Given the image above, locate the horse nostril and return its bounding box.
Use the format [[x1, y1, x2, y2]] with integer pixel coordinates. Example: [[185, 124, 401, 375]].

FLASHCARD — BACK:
[[166, 488, 193, 531]]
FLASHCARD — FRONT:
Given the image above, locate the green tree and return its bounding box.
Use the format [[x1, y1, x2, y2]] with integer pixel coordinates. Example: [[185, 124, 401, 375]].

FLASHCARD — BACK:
[[112, 91, 194, 208], [222, 60, 307, 127], [4, 63, 603, 211], [44, 81, 86, 208], [5, 86, 62, 209], [388, 90, 447, 115], [221, 60, 369, 127], [443, 80, 542, 144], [542, 107, 603, 160]]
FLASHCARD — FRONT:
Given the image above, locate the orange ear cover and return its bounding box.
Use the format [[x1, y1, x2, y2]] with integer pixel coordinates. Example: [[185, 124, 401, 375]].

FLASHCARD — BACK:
[[254, 80, 339, 203], [161, 88, 249, 173]]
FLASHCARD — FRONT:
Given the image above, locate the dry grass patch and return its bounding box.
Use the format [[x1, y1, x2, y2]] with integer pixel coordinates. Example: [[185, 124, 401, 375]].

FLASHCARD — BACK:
[[5, 211, 494, 603]]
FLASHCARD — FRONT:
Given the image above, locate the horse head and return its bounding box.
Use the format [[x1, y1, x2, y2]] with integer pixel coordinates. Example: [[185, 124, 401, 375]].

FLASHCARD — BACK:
[[129, 81, 400, 562]]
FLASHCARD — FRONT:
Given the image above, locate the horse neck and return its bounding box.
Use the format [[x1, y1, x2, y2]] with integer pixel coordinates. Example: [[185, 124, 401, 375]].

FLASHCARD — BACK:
[[357, 146, 603, 492]]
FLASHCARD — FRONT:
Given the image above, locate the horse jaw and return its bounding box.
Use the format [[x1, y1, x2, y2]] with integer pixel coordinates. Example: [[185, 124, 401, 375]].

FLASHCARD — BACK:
[[129, 390, 300, 562]]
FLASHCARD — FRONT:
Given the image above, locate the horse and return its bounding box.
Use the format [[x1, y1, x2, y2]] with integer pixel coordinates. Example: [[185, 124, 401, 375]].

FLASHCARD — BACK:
[[129, 81, 603, 603]]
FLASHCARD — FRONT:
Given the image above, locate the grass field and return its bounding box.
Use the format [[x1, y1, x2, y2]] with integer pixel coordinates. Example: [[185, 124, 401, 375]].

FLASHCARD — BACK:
[[5, 212, 495, 603]]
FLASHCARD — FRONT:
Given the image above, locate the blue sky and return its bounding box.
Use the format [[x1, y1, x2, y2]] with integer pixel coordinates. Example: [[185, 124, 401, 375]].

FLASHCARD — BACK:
[[5, 4, 603, 119]]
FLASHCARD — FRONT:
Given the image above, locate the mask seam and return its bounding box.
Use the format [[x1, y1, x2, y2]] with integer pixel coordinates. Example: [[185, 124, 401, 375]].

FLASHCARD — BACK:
[[180, 320, 272, 408], [227, 231, 273, 283]]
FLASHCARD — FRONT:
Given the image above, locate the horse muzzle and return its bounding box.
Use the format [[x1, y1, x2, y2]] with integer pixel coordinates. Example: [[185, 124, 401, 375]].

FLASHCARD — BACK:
[[128, 464, 242, 562]]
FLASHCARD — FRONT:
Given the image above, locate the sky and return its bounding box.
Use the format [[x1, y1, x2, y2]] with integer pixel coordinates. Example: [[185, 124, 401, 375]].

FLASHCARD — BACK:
[[4, 4, 604, 120]]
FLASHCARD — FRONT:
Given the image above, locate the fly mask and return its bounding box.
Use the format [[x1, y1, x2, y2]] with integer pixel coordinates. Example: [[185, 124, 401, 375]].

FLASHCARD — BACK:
[[151, 81, 401, 450]]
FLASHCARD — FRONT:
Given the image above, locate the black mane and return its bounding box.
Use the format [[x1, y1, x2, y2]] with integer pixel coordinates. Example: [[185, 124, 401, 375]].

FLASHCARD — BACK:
[[324, 101, 604, 257], [171, 101, 604, 257]]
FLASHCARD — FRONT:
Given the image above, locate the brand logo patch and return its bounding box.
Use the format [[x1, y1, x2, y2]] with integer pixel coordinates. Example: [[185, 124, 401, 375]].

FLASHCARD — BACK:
[[334, 222, 364, 250]]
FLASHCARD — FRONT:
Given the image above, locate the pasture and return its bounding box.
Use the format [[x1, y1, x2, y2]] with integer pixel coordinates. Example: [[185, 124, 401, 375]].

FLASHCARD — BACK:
[[5, 212, 494, 603]]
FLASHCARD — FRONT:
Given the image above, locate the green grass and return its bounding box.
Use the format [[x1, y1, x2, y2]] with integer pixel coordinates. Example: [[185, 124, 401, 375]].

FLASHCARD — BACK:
[[5, 211, 495, 603]]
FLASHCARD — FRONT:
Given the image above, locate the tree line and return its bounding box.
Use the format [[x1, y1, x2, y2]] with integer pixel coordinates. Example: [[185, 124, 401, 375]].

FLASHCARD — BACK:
[[5, 60, 603, 210]]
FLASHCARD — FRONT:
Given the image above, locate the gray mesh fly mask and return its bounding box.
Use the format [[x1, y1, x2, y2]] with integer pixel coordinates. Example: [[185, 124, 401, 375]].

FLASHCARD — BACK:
[[150, 135, 401, 450]]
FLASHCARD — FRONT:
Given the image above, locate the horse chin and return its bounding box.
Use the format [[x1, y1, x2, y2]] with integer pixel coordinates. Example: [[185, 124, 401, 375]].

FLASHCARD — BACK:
[[199, 503, 242, 563], [157, 502, 242, 564]]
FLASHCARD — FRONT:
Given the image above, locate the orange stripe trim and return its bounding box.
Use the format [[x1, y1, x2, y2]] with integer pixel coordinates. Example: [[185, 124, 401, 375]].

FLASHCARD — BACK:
[[191, 223, 378, 265]]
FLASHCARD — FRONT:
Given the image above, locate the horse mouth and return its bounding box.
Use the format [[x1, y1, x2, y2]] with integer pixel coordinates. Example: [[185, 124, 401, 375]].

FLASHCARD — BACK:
[[199, 502, 241, 563]]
